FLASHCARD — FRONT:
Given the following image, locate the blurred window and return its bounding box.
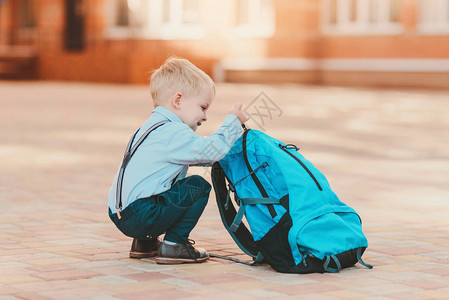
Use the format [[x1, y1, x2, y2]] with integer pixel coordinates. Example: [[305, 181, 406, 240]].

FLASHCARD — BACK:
[[105, 0, 146, 38], [233, 0, 275, 38], [18, 0, 37, 28], [160, 0, 200, 25], [418, 0, 449, 34], [329, 0, 338, 24], [322, 0, 401, 34], [182, 0, 200, 24], [105, 0, 204, 39], [14, 0, 38, 43], [114, 0, 129, 26], [147, 0, 204, 39], [111, 0, 145, 27]]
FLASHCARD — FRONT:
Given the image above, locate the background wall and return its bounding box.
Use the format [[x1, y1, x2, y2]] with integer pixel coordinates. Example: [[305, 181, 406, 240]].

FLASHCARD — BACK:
[[0, 0, 448, 88]]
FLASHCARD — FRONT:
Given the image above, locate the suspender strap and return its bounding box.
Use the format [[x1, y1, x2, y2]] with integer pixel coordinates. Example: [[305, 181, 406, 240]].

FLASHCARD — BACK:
[[115, 120, 170, 218]]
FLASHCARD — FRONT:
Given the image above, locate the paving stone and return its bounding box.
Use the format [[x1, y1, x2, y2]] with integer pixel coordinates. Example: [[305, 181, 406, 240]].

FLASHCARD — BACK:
[[0, 287, 19, 296], [422, 268, 449, 276], [401, 289, 449, 299], [10, 292, 50, 300], [161, 278, 201, 287], [187, 273, 255, 285], [122, 271, 175, 281], [373, 264, 419, 272], [38, 286, 113, 300], [256, 273, 318, 286], [372, 270, 439, 283], [350, 283, 423, 296], [27, 264, 74, 273], [402, 278, 449, 290], [240, 288, 289, 298], [325, 290, 369, 299], [128, 262, 175, 273], [92, 266, 144, 276], [269, 282, 341, 295], [90, 296, 122, 300], [0, 262, 31, 270], [0, 275, 42, 285], [10, 280, 85, 293], [68, 260, 127, 270], [22, 257, 86, 266], [116, 289, 194, 300], [107, 280, 176, 293], [284, 292, 340, 300], [0, 296, 21, 300], [170, 262, 244, 275], [91, 275, 137, 285], [31, 269, 102, 281]]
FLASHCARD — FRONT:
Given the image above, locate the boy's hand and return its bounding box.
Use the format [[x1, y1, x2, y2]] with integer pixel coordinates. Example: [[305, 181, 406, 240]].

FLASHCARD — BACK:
[[230, 103, 250, 124]]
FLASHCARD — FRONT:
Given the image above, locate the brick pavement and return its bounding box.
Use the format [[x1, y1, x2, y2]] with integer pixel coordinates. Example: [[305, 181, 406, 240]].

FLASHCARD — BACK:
[[0, 81, 448, 299]]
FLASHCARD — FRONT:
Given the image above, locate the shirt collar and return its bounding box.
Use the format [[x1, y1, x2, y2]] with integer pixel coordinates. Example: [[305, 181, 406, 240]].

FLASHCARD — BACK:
[[152, 106, 183, 123]]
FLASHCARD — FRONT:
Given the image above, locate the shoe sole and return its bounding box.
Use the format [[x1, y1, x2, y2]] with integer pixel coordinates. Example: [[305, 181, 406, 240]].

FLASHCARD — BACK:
[[155, 255, 209, 264], [129, 250, 158, 259]]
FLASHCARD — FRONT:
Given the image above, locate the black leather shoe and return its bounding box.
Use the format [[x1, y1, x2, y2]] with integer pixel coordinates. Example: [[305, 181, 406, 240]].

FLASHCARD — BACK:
[[129, 237, 160, 259], [155, 239, 209, 264]]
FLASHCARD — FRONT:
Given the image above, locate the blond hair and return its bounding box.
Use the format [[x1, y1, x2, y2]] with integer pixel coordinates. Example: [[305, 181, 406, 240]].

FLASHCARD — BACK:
[[150, 57, 215, 107]]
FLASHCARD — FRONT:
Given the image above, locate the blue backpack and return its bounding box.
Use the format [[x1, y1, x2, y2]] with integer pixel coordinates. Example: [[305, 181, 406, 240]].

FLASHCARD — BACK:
[[211, 126, 372, 273]]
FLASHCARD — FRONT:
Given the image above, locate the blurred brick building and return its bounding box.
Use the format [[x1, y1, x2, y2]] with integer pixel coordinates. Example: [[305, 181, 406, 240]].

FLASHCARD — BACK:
[[0, 0, 448, 88]]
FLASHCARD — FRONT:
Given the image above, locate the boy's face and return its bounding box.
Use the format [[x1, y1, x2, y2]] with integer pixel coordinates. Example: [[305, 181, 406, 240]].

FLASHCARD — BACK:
[[177, 90, 213, 132]]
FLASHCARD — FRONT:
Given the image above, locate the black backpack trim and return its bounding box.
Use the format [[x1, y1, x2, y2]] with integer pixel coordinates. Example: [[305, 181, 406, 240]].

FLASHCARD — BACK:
[[242, 129, 277, 218]]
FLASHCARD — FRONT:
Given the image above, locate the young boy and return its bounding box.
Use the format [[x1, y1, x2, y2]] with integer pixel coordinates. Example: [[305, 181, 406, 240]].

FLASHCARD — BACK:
[[108, 57, 249, 264]]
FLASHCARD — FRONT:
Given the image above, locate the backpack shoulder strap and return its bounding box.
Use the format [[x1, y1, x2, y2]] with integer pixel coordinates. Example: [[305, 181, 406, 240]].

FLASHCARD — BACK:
[[115, 120, 170, 218], [211, 162, 264, 263]]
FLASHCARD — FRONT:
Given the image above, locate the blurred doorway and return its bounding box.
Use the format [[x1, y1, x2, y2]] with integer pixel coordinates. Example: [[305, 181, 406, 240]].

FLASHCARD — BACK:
[[64, 0, 85, 51]]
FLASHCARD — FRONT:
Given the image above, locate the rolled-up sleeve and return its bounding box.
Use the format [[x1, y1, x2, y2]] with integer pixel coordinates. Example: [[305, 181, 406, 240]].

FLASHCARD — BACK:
[[167, 114, 242, 164]]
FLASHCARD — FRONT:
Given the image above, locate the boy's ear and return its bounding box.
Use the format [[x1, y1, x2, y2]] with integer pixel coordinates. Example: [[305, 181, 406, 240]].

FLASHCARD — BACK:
[[172, 92, 183, 110]]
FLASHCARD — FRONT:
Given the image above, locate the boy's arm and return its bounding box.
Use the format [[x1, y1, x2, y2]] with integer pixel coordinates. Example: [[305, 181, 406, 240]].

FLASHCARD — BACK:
[[167, 114, 242, 164], [189, 163, 214, 166]]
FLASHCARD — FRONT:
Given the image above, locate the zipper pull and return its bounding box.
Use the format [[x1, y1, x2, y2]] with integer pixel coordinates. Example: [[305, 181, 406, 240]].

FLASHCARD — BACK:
[[279, 144, 299, 151]]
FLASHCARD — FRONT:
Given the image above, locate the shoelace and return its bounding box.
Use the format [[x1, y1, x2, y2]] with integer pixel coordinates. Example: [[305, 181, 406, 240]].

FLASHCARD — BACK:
[[184, 239, 199, 263]]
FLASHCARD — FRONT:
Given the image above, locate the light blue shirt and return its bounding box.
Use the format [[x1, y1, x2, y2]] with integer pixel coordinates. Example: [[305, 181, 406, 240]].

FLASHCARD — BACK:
[[108, 106, 242, 213]]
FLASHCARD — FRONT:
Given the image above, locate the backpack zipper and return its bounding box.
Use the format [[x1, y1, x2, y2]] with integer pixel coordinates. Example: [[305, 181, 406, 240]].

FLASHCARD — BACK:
[[279, 144, 323, 191], [230, 162, 269, 190]]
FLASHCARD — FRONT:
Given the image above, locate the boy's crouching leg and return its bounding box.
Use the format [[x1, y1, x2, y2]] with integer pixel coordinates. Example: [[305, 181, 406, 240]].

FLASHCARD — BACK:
[[163, 175, 211, 243], [157, 175, 211, 264], [185, 175, 212, 199]]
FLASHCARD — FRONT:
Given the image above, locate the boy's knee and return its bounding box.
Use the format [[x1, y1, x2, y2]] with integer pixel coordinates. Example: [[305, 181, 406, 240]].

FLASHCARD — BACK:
[[189, 175, 211, 193]]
